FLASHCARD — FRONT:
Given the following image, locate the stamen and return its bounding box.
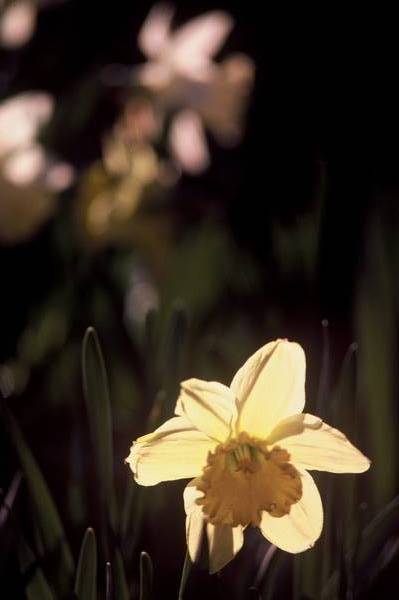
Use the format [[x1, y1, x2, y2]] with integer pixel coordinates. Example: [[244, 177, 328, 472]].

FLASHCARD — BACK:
[[196, 433, 302, 527]]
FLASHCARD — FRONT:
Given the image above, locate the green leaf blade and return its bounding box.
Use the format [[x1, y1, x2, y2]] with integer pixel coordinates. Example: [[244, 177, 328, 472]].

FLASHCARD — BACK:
[[81, 327, 116, 530], [139, 551, 153, 600], [74, 527, 97, 600], [2, 405, 74, 593]]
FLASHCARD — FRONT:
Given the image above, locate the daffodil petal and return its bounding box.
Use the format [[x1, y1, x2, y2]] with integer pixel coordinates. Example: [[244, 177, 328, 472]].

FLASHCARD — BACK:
[[268, 413, 371, 474], [259, 469, 323, 553], [184, 479, 244, 573], [232, 340, 306, 438], [183, 481, 205, 563], [126, 416, 215, 486], [176, 378, 237, 442]]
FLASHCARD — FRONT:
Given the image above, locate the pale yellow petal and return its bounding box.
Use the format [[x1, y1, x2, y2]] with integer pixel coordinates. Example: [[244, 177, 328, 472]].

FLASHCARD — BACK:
[[126, 416, 215, 486], [232, 340, 306, 438], [176, 378, 236, 442], [183, 481, 204, 564], [184, 479, 244, 573], [268, 413, 371, 474], [259, 469, 323, 553]]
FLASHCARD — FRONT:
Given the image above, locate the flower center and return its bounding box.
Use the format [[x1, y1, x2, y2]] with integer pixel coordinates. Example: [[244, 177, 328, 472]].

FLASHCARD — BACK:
[[196, 432, 302, 527]]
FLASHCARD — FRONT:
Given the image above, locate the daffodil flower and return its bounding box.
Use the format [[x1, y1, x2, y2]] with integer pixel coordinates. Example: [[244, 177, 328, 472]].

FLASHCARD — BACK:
[[136, 3, 254, 174], [0, 0, 37, 49], [0, 0, 67, 49], [126, 339, 370, 573], [0, 92, 73, 243]]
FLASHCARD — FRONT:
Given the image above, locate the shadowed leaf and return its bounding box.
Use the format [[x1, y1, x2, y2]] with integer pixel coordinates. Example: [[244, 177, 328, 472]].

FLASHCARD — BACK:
[[355, 215, 397, 508], [105, 561, 112, 600], [139, 551, 153, 600], [322, 495, 399, 598], [81, 327, 117, 531], [74, 528, 97, 600], [178, 551, 192, 600], [18, 536, 55, 600], [114, 548, 129, 600], [357, 493, 399, 568], [2, 404, 74, 593], [0, 471, 22, 529]]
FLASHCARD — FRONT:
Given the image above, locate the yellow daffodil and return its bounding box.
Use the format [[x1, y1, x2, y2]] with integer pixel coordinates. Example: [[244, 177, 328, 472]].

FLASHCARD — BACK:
[[126, 339, 370, 573]]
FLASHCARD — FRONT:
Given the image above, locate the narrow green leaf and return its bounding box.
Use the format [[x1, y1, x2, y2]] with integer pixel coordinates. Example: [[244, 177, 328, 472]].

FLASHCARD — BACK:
[[360, 537, 399, 592], [114, 548, 129, 600], [321, 344, 358, 592], [124, 486, 147, 560], [253, 543, 277, 591], [143, 308, 159, 397], [355, 215, 397, 508], [105, 561, 112, 600], [316, 319, 330, 418], [178, 552, 192, 600], [139, 551, 153, 600], [120, 477, 136, 541], [0, 471, 22, 529], [260, 550, 288, 600], [2, 404, 74, 593], [357, 493, 399, 568], [297, 547, 319, 599], [291, 554, 300, 600], [322, 495, 399, 598], [18, 536, 55, 600], [160, 304, 188, 420], [81, 327, 117, 530], [247, 588, 261, 600], [319, 477, 334, 592], [74, 528, 97, 600], [163, 304, 187, 374]]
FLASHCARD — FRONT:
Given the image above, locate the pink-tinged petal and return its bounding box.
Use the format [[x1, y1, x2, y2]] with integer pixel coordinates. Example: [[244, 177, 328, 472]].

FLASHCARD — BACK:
[[126, 416, 215, 486], [268, 413, 371, 474], [176, 378, 236, 442], [260, 469, 323, 553], [184, 480, 244, 573], [169, 110, 210, 174], [2, 145, 46, 185], [137, 2, 174, 58], [170, 11, 233, 77], [44, 162, 75, 191], [204, 53, 255, 145], [135, 62, 171, 90], [0, 92, 54, 156], [231, 340, 306, 438], [0, 1, 36, 49]]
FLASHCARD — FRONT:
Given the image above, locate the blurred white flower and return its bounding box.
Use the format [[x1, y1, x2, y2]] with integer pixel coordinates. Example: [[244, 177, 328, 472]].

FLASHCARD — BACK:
[[168, 109, 209, 175], [0, 91, 53, 155], [136, 3, 254, 174], [0, 0, 68, 49], [0, 0, 36, 49], [0, 91, 74, 243]]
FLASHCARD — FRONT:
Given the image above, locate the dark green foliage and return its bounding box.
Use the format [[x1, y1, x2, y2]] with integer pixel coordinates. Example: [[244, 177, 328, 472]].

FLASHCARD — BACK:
[[2, 405, 74, 595], [74, 528, 97, 600], [139, 551, 153, 600]]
